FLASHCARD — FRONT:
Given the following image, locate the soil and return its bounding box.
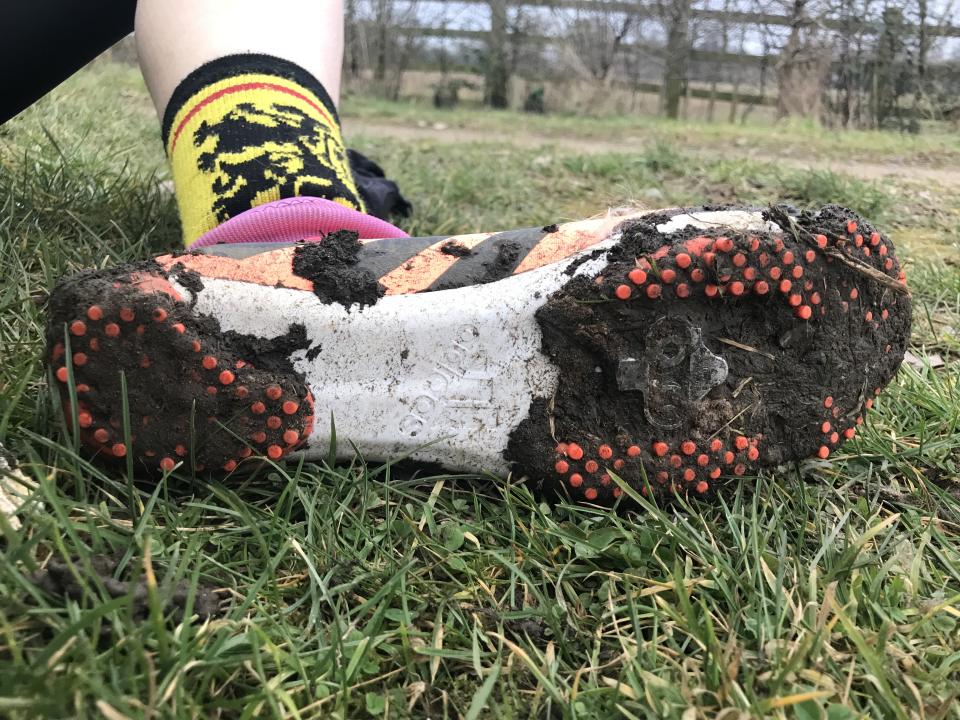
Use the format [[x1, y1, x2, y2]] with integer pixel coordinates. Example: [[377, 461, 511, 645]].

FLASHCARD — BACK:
[[293, 230, 385, 308], [440, 240, 474, 257], [30, 554, 222, 622], [47, 261, 314, 475], [428, 228, 544, 291], [350, 120, 960, 187], [505, 205, 912, 502]]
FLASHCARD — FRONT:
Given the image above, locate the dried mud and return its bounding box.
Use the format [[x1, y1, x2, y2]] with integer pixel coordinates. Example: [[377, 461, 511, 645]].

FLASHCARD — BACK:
[[30, 554, 222, 622], [293, 230, 385, 308], [506, 205, 911, 501]]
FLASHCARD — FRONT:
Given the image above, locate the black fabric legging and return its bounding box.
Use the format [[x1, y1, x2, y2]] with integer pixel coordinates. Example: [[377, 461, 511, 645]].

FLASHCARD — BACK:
[[1, 1, 136, 124]]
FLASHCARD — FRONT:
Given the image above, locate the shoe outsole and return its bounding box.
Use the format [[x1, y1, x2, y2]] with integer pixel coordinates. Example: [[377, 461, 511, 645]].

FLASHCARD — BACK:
[[507, 205, 910, 502], [45, 204, 911, 503], [47, 266, 314, 473]]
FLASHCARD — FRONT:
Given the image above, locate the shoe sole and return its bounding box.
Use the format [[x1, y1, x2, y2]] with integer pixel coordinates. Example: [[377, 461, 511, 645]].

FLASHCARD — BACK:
[[46, 205, 910, 501]]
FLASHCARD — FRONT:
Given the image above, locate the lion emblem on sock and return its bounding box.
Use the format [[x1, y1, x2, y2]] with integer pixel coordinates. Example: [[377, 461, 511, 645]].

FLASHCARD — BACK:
[[193, 102, 362, 222]]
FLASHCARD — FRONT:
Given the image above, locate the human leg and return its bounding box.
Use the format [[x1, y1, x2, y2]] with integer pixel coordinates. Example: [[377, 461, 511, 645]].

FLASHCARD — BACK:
[[134, 0, 396, 247]]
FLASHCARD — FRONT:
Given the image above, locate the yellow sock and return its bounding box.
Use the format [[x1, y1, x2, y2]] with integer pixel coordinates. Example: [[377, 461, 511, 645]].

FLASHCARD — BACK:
[[161, 54, 365, 246]]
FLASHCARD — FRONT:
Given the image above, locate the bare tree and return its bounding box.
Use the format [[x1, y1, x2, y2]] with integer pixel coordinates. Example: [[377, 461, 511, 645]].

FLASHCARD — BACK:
[[658, 0, 693, 119], [775, 0, 829, 120], [485, 0, 510, 107]]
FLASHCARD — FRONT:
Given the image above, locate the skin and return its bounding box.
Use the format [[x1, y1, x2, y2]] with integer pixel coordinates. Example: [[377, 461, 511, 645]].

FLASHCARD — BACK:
[[135, 0, 345, 116]]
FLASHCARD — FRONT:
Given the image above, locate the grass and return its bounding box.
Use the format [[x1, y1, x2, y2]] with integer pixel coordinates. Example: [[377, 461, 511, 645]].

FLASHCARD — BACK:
[[0, 59, 959, 718]]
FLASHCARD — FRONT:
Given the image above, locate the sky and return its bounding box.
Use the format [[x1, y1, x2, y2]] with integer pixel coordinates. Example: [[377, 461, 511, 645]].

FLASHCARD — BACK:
[[355, 0, 959, 59]]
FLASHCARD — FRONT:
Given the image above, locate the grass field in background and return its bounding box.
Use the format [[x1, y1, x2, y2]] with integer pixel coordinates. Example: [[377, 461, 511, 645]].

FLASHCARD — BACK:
[[1, 59, 958, 718]]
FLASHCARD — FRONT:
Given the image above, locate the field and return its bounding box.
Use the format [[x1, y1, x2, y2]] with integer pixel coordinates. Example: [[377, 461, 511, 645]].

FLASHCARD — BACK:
[[1, 59, 959, 718]]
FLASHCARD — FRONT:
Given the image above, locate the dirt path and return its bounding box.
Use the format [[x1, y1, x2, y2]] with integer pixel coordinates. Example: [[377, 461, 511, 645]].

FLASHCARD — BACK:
[[349, 120, 960, 187]]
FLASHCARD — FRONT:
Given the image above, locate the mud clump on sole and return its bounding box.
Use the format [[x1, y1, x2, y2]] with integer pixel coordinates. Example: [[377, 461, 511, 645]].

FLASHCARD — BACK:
[[507, 205, 911, 504], [292, 230, 385, 309], [440, 240, 474, 257], [46, 262, 314, 475]]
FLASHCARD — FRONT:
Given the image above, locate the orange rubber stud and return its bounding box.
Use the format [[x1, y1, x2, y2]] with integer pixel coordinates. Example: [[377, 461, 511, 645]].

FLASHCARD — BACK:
[[627, 445, 641, 457], [614, 284, 632, 300], [152, 308, 168, 322], [569, 473, 583, 487], [93, 428, 109, 444], [652, 441, 668, 457], [628, 268, 647, 285], [646, 284, 662, 299], [555, 460, 569, 474], [119, 307, 135, 322], [675, 253, 691, 268], [69, 320, 86, 336], [585, 460, 599, 473], [598, 444, 613, 460], [267, 416, 282, 430], [219, 370, 235, 385], [267, 445, 283, 460], [567, 443, 584, 460], [251, 401, 266, 415], [202, 355, 217, 370], [86, 306, 103, 321], [266, 385, 283, 401], [160, 457, 176, 472]]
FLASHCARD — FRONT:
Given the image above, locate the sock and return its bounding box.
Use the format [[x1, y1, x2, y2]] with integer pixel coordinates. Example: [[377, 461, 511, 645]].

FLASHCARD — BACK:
[[161, 54, 365, 246]]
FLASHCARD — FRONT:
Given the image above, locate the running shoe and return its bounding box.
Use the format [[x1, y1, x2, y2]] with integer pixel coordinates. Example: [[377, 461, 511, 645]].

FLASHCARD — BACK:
[[46, 203, 911, 502]]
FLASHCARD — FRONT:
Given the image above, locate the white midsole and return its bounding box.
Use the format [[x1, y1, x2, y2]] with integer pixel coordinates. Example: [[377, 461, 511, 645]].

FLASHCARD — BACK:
[[169, 237, 619, 473], [167, 208, 781, 473]]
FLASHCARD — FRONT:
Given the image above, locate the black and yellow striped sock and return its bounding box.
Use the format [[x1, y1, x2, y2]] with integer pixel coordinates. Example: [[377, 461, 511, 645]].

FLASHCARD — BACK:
[[161, 54, 365, 246]]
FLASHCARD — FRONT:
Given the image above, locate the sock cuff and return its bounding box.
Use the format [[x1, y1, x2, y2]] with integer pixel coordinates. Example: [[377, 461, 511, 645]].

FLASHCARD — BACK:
[[160, 53, 340, 148]]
